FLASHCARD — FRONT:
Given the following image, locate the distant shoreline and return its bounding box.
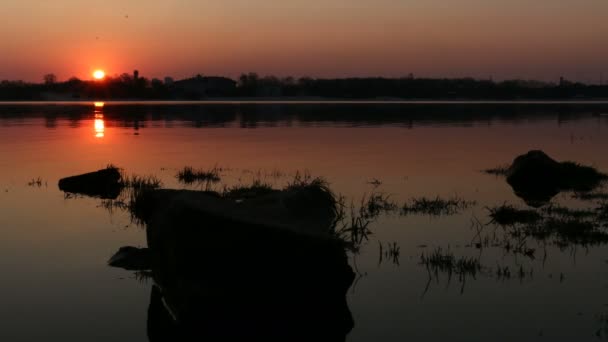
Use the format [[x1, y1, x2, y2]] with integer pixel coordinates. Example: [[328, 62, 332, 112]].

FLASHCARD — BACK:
[[3, 74, 607, 102], [3, 98, 608, 105]]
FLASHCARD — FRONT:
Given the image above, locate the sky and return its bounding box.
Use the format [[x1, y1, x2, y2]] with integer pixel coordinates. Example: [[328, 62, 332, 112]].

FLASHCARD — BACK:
[[1, 0, 607, 83]]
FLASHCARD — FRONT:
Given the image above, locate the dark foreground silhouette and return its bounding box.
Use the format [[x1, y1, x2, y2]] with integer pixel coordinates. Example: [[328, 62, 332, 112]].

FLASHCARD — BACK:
[[109, 188, 355, 341]]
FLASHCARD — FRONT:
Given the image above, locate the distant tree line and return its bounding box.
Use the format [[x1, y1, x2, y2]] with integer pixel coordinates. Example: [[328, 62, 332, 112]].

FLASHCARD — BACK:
[[0, 72, 169, 100], [235, 73, 608, 99], [1, 71, 607, 100]]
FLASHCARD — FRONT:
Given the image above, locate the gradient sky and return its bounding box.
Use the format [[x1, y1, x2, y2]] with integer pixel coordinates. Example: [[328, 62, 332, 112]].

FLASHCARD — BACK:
[[1, 0, 607, 82]]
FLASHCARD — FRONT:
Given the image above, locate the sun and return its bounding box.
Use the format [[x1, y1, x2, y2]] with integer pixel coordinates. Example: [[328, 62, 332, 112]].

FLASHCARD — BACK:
[[93, 70, 106, 80]]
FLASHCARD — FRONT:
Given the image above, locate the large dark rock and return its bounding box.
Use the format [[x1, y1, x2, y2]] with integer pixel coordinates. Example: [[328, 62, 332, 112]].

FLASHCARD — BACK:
[[58, 167, 122, 199], [111, 187, 354, 341], [505, 150, 607, 207], [506, 151, 562, 206]]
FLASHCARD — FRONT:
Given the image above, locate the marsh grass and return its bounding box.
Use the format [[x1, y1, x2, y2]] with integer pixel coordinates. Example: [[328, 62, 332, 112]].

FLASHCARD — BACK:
[[124, 175, 164, 226], [96, 172, 162, 225], [495, 264, 534, 281], [402, 195, 475, 216], [541, 205, 597, 219], [559, 162, 608, 191], [360, 193, 398, 219], [330, 191, 402, 252], [331, 192, 474, 252], [487, 202, 608, 248], [483, 165, 510, 176], [122, 174, 162, 190], [378, 241, 401, 266], [98, 198, 129, 215], [487, 204, 543, 226], [27, 177, 44, 187], [177, 166, 221, 184], [530, 218, 608, 246], [573, 192, 608, 201], [330, 196, 373, 252], [420, 247, 481, 277], [286, 171, 331, 193], [222, 179, 276, 199]]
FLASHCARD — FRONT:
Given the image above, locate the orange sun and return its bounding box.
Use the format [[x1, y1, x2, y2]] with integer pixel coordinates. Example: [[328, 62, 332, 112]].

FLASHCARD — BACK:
[[93, 70, 106, 80]]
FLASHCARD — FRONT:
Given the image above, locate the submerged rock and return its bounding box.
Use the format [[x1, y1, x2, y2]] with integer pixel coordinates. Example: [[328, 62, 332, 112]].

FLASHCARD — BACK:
[[58, 167, 122, 199], [504, 150, 607, 207], [108, 246, 150, 270]]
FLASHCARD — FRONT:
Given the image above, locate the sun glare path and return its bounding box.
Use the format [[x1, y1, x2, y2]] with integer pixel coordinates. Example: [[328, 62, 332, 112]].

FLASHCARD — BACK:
[[94, 115, 105, 138], [93, 70, 106, 80], [94, 101, 105, 138]]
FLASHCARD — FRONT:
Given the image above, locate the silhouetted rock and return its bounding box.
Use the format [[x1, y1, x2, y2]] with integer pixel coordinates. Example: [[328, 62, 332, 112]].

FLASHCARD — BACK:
[[145, 198, 353, 341], [114, 184, 354, 341], [133, 187, 337, 235], [506, 151, 562, 206], [504, 150, 607, 207], [58, 167, 122, 199], [108, 246, 150, 271]]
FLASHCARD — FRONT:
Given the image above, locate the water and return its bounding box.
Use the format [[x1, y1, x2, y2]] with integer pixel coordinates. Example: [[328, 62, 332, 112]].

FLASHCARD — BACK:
[[1, 102, 608, 341]]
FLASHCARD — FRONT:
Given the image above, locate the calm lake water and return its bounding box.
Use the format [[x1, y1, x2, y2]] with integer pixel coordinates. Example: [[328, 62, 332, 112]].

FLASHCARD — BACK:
[[1, 102, 608, 341]]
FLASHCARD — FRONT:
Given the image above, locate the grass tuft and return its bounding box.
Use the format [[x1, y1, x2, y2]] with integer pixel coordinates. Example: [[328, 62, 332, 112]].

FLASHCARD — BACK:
[[27, 177, 44, 187], [361, 193, 398, 219], [122, 174, 162, 190], [402, 195, 475, 216], [222, 179, 276, 199], [483, 165, 510, 176], [177, 166, 221, 184], [420, 247, 481, 277]]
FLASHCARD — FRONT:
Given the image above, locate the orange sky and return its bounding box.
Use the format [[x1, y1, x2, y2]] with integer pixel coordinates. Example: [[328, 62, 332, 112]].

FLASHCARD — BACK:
[[1, 0, 608, 83]]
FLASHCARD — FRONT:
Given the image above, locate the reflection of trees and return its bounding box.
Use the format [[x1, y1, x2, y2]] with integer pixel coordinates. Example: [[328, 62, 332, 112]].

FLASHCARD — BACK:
[[4, 103, 608, 130]]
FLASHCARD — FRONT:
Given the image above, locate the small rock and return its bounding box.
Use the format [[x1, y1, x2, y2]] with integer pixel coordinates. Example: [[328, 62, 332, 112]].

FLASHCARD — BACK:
[[108, 246, 151, 270], [58, 167, 123, 199]]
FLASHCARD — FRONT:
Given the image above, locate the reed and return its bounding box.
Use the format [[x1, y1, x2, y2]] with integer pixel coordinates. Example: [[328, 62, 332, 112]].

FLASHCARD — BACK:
[[420, 247, 481, 277], [27, 177, 43, 187], [402, 195, 475, 216], [177, 166, 221, 184]]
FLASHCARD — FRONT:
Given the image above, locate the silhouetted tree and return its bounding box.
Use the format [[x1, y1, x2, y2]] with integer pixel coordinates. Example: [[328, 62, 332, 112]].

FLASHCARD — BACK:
[[43, 74, 57, 85], [120, 73, 133, 84]]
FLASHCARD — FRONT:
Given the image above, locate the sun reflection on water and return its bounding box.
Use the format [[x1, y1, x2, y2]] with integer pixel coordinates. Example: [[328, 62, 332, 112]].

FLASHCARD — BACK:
[[94, 102, 105, 138], [94, 116, 105, 138]]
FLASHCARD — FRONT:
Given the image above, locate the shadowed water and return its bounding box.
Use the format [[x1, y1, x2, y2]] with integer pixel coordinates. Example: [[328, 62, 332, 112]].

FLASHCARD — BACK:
[[1, 102, 608, 341]]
